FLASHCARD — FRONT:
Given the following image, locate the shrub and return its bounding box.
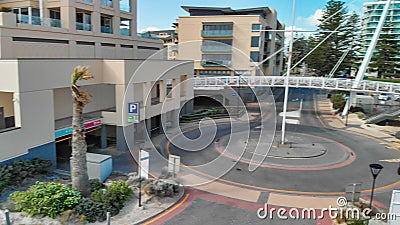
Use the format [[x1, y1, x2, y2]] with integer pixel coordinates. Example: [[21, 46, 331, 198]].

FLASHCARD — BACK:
[[89, 179, 105, 192], [0, 7, 11, 12], [357, 112, 365, 119], [330, 94, 346, 110], [74, 197, 106, 222], [0, 158, 52, 193], [9, 182, 81, 218], [91, 181, 132, 216]]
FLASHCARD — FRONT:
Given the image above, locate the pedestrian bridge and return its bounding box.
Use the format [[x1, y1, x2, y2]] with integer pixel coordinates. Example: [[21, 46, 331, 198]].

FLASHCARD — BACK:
[[193, 76, 400, 93]]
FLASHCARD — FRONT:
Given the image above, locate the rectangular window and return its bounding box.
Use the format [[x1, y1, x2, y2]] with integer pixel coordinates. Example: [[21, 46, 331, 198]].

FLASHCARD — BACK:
[[101, 0, 113, 7], [250, 51, 260, 62], [202, 54, 232, 66], [120, 18, 131, 36], [49, 10, 61, 27], [252, 24, 262, 31], [120, 0, 130, 12], [203, 24, 233, 31], [76, 12, 91, 31], [101, 16, 113, 34], [203, 39, 232, 46], [251, 36, 260, 47]]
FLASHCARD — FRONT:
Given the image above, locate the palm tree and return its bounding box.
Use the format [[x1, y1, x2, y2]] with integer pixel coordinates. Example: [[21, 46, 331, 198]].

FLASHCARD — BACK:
[[70, 66, 93, 197]]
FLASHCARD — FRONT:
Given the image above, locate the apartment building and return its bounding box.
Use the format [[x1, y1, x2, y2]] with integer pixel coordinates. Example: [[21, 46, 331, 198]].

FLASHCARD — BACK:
[[175, 6, 285, 77], [361, 1, 400, 58], [0, 0, 194, 167], [139, 30, 179, 60]]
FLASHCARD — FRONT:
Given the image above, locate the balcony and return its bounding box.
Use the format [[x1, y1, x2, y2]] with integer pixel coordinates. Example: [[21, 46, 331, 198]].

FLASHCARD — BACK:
[[17, 15, 63, 28], [101, 26, 113, 34], [76, 22, 92, 31], [171, 45, 178, 52], [201, 45, 232, 52], [275, 39, 282, 46], [265, 33, 272, 40], [201, 60, 231, 67], [101, 0, 113, 7], [120, 28, 130, 36], [202, 30, 233, 37]]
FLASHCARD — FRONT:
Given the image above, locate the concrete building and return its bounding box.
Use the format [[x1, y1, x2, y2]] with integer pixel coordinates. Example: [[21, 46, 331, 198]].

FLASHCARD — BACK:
[[361, 1, 400, 59], [0, 0, 194, 167], [175, 6, 285, 77], [139, 30, 179, 60]]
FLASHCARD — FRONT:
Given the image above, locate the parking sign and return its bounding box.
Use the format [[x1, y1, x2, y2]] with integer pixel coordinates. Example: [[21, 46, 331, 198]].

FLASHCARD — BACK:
[[128, 102, 139, 123]]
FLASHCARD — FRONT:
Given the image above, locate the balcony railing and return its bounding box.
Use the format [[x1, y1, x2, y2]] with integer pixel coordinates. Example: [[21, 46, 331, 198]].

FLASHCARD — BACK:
[[202, 30, 233, 37], [265, 33, 272, 40], [201, 60, 231, 67], [76, 22, 92, 31], [101, 26, 113, 34], [101, 0, 113, 7], [120, 28, 130, 36], [171, 45, 178, 52], [201, 45, 232, 52], [17, 15, 63, 28], [275, 39, 282, 46]]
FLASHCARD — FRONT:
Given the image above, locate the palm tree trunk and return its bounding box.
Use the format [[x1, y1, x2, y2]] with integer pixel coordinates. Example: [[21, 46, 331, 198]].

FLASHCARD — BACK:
[[71, 90, 90, 197]]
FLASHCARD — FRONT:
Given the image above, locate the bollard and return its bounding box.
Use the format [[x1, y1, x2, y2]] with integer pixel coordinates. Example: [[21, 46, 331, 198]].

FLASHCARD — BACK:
[[5, 209, 11, 225], [106, 212, 111, 225]]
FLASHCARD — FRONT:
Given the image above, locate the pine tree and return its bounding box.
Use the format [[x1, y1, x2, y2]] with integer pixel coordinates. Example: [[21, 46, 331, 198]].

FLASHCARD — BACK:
[[307, 0, 355, 76], [370, 23, 400, 78], [341, 12, 362, 76]]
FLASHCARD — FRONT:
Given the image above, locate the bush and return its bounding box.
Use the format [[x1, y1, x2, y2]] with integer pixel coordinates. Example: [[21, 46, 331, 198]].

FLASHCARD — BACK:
[[89, 179, 105, 192], [74, 197, 106, 222], [357, 112, 365, 119], [9, 182, 81, 218], [0, 7, 11, 12], [330, 94, 346, 110], [91, 181, 132, 216], [0, 158, 52, 193]]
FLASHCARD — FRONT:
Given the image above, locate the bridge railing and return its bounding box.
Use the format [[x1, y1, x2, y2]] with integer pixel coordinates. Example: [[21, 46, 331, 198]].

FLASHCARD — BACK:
[[193, 76, 400, 93]]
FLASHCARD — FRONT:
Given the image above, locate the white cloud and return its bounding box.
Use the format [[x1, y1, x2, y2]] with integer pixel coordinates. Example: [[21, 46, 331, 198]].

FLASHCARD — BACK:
[[284, 26, 309, 43], [297, 9, 324, 28], [139, 26, 161, 33]]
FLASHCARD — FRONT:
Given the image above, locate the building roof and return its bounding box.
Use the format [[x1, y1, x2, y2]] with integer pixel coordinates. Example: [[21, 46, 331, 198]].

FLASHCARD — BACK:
[[181, 6, 272, 17]]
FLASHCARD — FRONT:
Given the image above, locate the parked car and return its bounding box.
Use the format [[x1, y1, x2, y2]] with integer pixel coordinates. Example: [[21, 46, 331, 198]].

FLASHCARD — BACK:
[[378, 93, 390, 101], [393, 93, 400, 101]]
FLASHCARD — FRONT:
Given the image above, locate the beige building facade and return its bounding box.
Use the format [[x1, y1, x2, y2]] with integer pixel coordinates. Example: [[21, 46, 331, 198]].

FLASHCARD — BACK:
[[175, 6, 285, 77], [0, 0, 194, 167]]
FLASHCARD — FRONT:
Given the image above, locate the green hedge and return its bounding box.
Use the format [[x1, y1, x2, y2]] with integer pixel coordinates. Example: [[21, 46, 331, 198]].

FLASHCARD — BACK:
[[366, 78, 400, 83]]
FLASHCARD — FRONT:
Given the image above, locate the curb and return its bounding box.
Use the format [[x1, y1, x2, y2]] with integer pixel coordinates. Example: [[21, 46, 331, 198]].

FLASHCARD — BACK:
[[133, 186, 186, 225]]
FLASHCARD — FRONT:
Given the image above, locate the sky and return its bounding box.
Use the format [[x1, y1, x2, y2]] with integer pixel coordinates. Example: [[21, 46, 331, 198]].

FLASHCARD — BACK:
[[137, 0, 371, 33]]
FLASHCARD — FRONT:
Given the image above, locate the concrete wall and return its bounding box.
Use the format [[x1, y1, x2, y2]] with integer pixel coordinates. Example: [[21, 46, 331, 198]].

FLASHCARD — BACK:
[[53, 84, 115, 120]]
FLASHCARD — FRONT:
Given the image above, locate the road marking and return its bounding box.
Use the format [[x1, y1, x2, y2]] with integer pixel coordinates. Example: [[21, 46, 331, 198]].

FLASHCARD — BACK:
[[268, 193, 338, 209], [142, 194, 190, 225]]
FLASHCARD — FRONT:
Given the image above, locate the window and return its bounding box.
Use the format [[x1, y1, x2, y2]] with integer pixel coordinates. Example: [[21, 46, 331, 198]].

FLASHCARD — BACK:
[[120, 0, 130, 12], [101, 0, 113, 7], [120, 19, 130, 36], [203, 24, 233, 31], [76, 12, 91, 31], [203, 39, 232, 46], [202, 54, 232, 66], [49, 10, 61, 27], [250, 51, 260, 62], [251, 36, 260, 47], [101, 16, 113, 34], [199, 70, 231, 76], [252, 24, 262, 31]]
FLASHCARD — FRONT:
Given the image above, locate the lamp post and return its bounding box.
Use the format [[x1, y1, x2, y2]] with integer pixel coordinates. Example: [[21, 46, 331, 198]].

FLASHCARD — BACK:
[[369, 163, 383, 212], [138, 149, 142, 207]]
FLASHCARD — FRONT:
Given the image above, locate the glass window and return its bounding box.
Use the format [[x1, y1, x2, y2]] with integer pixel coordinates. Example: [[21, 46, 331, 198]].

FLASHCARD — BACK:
[[120, 18, 130, 36], [120, 0, 131, 12], [203, 24, 233, 30], [252, 24, 262, 31], [251, 36, 260, 47], [101, 16, 113, 33], [202, 54, 231, 65], [250, 51, 260, 62], [203, 39, 232, 46]]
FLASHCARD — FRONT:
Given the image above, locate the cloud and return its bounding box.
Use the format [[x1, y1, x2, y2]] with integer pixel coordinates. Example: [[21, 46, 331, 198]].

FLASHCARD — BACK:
[[139, 26, 161, 33], [284, 26, 309, 43], [297, 9, 323, 28]]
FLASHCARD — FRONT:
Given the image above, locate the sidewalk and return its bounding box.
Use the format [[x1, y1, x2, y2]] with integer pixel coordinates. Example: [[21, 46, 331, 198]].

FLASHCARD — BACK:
[[316, 94, 400, 148]]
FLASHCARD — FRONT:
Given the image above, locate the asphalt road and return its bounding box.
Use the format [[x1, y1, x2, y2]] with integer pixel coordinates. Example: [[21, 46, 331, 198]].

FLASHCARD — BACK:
[[160, 88, 400, 225]]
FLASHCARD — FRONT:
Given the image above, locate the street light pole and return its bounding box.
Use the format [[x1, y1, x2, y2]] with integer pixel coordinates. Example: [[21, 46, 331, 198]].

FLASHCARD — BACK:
[[281, 0, 296, 144], [138, 149, 142, 207], [369, 163, 383, 213]]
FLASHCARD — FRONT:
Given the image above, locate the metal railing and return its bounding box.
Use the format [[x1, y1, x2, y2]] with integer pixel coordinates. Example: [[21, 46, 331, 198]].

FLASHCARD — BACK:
[[193, 76, 400, 93], [201, 45, 232, 52]]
